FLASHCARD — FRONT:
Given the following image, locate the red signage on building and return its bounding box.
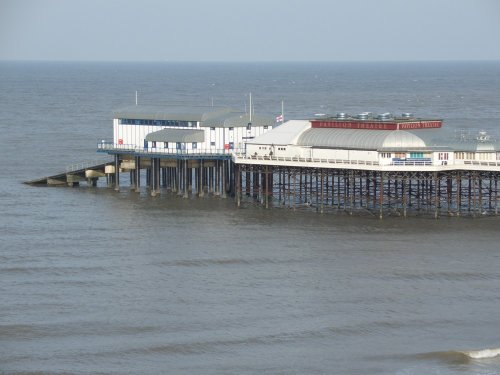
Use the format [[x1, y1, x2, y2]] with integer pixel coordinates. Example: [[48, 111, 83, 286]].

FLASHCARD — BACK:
[[397, 121, 442, 129], [310, 120, 442, 130]]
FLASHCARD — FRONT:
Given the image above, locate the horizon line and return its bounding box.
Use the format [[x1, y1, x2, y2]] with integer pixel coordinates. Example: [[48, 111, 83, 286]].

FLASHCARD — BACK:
[[1, 58, 500, 64]]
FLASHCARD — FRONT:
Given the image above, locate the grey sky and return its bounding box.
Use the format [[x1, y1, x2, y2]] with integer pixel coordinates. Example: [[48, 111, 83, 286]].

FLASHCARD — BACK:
[[1, 0, 500, 61]]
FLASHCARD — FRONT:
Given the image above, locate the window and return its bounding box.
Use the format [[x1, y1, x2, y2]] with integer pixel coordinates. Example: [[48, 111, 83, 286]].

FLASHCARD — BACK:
[[229, 127, 234, 131], [210, 141, 216, 146], [479, 153, 492, 161], [246, 123, 252, 131], [264, 126, 269, 130], [164, 142, 168, 148], [152, 141, 156, 148], [192, 142, 197, 149], [176, 142, 181, 150], [438, 152, 449, 160], [210, 127, 216, 131], [456, 151, 473, 160], [380, 153, 391, 158], [410, 152, 423, 158]]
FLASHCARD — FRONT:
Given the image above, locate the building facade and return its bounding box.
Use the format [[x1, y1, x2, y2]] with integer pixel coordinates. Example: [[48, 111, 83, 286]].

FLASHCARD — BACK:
[[101, 105, 274, 155], [240, 114, 500, 170]]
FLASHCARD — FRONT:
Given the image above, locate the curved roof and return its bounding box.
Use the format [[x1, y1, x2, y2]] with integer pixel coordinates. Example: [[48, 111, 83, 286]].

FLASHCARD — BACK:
[[475, 142, 496, 151], [248, 120, 311, 145], [297, 128, 427, 150]]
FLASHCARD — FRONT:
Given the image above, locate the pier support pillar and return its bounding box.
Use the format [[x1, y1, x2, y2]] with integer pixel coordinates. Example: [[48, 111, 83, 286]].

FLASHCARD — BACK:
[[135, 156, 141, 193], [198, 159, 205, 198], [114, 154, 120, 191], [379, 172, 384, 219], [183, 160, 189, 198], [236, 164, 241, 208], [221, 160, 227, 199]]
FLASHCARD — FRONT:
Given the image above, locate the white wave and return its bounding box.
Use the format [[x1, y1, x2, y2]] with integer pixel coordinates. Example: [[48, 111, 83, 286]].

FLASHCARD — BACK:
[[460, 348, 500, 359]]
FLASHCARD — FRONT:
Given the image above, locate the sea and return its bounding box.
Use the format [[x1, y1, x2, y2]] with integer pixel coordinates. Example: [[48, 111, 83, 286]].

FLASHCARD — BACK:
[[1, 61, 500, 375]]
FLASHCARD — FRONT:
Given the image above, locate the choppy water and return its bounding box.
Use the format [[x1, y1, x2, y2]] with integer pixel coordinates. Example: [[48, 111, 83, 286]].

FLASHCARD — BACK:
[[1, 61, 500, 374]]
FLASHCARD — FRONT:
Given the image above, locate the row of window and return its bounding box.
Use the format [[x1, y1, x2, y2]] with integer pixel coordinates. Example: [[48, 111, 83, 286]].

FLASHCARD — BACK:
[[455, 152, 475, 160], [146, 141, 224, 149], [119, 119, 196, 127], [148, 141, 198, 149]]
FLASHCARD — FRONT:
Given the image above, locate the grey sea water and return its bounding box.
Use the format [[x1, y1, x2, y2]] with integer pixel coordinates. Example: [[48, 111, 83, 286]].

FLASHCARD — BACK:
[[1, 61, 500, 375]]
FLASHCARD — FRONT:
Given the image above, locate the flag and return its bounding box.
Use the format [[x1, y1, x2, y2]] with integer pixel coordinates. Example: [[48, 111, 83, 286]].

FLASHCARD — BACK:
[[275, 114, 283, 122]]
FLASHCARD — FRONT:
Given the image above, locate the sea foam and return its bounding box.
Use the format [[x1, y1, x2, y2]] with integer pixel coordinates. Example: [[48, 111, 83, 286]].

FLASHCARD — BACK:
[[460, 348, 500, 359]]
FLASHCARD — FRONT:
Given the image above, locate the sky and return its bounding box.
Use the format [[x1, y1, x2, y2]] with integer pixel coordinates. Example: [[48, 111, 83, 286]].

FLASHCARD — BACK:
[[1, 0, 500, 62]]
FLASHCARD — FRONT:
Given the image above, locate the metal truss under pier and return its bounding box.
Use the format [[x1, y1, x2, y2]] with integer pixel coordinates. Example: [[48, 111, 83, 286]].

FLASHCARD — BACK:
[[235, 164, 500, 218]]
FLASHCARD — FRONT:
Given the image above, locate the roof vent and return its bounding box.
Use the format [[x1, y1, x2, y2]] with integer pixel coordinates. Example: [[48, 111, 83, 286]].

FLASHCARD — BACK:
[[377, 112, 393, 121], [336, 112, 348, 119], [357, 112, 372, 120], [401, 112, 413, 119], [477, 131, 491, 142]]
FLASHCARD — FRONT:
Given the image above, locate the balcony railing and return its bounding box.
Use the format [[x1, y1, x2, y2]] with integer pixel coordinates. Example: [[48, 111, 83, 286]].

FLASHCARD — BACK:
[[97, 142, 240, 156], [233, 154, 500, 169], [233, 154, 381, 166]]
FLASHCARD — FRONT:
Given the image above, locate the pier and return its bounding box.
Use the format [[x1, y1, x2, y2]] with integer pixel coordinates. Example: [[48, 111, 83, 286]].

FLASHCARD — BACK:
[[25, 106, 500, 218], [26, 151, 500, 218]]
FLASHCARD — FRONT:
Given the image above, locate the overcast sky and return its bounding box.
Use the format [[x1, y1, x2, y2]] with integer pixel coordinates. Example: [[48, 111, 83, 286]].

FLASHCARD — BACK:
[[1, 0, 500, 62]]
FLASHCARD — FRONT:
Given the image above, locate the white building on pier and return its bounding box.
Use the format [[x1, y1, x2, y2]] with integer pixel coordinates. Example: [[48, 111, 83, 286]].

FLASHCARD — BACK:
[[99, 105, 274, 157], [236, 114, 500, 172]]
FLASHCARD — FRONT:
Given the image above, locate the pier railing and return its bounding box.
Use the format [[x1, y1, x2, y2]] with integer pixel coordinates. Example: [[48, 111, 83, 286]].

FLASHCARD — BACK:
[[233, 154, 381, 166], [66, 157, 114, 173], [97, 142, 239, 156], [233, 154, 500, 170]]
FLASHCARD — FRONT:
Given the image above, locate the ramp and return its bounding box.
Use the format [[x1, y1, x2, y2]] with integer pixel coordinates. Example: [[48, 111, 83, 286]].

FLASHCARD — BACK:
[[25, 159, 114, 186]]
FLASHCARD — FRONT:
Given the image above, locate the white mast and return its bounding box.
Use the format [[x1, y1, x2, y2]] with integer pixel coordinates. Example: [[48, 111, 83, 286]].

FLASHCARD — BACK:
[[135, 91, 138, 106], [249, 92, 252, 123]]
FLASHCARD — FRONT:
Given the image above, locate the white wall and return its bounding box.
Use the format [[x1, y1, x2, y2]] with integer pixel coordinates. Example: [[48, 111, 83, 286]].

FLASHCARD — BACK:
[[113, 119, 272, 152], [432, 151, 454, 166]]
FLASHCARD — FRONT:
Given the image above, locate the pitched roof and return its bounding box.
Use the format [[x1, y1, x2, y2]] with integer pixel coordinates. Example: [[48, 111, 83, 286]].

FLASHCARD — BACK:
[[113, 105, 274, 127], [145, 129, 205, 143]]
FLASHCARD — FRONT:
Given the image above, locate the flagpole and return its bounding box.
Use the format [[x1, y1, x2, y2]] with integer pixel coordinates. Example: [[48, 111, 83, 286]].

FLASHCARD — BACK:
[[281, 100, 284, 123]]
